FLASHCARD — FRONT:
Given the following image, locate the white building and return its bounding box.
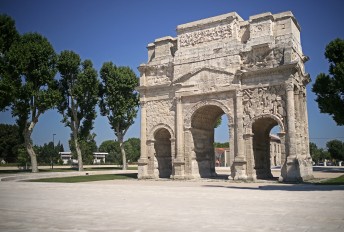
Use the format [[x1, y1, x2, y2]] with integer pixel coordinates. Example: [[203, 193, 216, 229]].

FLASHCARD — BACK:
[[59, 152, 108, 164]]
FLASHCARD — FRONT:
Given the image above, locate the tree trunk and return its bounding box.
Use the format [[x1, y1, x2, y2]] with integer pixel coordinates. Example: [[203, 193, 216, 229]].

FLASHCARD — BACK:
[[118, 133, 127, 170], [23, 121, 39, 173], [73, 130, 83, 171]]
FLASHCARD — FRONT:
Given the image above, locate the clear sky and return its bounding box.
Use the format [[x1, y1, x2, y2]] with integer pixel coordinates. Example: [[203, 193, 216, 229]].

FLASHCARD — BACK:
[[0, 0, 343, 149]]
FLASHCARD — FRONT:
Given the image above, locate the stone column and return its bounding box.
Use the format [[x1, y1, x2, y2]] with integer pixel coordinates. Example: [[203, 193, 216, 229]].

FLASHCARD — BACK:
[[173, 96, 185, 179], [232, 90, 247, 180], [243, 133, 256, 181], [146, 139, 156, 178], [138, 101, 149, 179], [286, 81, 297, 159], [282, 80, 301, 182]]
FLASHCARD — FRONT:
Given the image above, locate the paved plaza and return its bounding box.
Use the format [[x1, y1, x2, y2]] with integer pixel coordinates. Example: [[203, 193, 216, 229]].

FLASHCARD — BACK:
[[0, 168, 344, 231]]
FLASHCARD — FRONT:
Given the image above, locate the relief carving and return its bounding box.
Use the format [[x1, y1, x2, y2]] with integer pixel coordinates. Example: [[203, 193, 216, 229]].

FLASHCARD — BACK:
[[146, 100, 175, 135], [145, 63, 174, 86], [242, 85, 286, 130], [240, 47, 284, 70], [179, 24, 232, 47]]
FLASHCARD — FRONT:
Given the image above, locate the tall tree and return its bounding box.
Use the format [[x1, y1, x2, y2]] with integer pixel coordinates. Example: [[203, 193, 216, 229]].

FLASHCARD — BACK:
[[312, 38, 344, 125], [1, 30, 59, 172], [0, 15, 20, 109], [326, 140, 344, 161], [124, 138, 141, 163], [57, 50, 99, 171], [0, 124, 22, 163], [99, 140, 121, 164], [99, 62, 139, 170]]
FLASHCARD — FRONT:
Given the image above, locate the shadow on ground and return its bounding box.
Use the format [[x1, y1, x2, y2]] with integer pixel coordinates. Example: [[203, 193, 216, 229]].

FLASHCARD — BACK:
[[202, 184, 344, 191]]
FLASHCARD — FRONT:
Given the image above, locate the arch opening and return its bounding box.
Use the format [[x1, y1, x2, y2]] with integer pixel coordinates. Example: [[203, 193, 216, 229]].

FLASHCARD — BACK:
[[154, 128, 172, 178], [190, 105, 229, 178], [252, 117, 282, 179]]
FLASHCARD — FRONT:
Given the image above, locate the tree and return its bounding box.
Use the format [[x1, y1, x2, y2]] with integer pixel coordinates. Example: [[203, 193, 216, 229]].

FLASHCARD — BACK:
[[0, 15, 20, 109], [35, 141, 63, 165], [309, 142, 320, 164], [57, 50, 99, 171], [214, 142, 229, 148], [1, 30, 59, 172], [99, 62, 139, 170], [69, 133, 97, 165], [99, 140, 121, 164], [124, 138, 140, 163], [0, 124, 23, 163], [326, 140, 344, 161], [312, 38, 344, 125]]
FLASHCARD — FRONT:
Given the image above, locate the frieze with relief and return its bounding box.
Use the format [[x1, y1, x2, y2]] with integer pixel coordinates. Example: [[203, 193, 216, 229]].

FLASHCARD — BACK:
[[240, 47, 284, 70], [179, 24, 232, 47]]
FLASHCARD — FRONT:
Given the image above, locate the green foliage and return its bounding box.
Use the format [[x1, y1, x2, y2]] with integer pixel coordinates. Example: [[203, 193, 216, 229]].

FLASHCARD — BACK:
[[99, 62, 139, 137], [214, 142, 229, 148], [312, 38, 344, 125], [99, 140, 121, 164], [17, 145, 30, 167], [57, 50, 99, 140], [0, 124, 23, 162], [28, 173, 137, 183], [0, 14, 20, 109], [124, 138, 140, 163], [214, 117, 222, 128], [99, 62, 139, 169], [69, 133, 98, 165], [326, 140, 344, 161], [35, 141, 64, 165], [309, 142, 332, 164]]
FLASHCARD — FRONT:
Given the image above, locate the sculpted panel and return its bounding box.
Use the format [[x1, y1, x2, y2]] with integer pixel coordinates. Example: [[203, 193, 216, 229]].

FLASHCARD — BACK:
[[242, 85, 287, 132], [146, 100, 175, 135], [179, 24, 232, 47], [240, 47, 284, 70]]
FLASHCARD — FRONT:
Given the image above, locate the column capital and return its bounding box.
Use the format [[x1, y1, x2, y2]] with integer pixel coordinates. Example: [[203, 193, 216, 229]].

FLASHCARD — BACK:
[[285, 81, 294, 91]]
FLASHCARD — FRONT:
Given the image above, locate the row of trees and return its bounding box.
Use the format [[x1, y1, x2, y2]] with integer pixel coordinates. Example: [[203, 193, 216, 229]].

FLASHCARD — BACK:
[[0, 123, 141, 166], [310, 140, 344, 165], [0, 15, 139, 172]]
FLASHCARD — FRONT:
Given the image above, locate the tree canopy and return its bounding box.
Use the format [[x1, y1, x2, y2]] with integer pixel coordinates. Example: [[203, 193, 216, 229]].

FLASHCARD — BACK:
[[312, 38, 344, 125], [57, 50, 99, 171], [0, 15, 60, 172], [0, 124, 22, 163], [99, 62, 139, 169]]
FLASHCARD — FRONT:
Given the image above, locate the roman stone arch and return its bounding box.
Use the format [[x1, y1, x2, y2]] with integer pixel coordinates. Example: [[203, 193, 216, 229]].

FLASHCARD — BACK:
[[137, 11, 314, 182], [184, 100, 233, 129]]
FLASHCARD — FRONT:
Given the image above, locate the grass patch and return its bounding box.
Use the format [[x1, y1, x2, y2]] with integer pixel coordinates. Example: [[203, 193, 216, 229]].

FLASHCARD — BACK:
[[0, 166, 138, 174], [316, 175, 344, 185], [28, 173, 137, 183]]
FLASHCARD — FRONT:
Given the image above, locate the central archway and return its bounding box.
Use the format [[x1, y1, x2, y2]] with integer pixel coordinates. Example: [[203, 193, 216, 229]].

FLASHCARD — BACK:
[[190, 105, 226, 178]]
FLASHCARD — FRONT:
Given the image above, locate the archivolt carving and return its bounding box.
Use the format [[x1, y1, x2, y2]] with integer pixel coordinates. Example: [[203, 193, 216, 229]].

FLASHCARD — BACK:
[[248, 114, 285, 132], [243, 85, 286, 132], [184, 100, 232, 128], [179, 24, 232, 47], [148, 123, 175, 141]]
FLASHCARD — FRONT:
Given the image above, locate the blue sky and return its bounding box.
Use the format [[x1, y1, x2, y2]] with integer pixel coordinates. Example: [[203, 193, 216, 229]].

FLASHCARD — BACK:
[[0, 0, 343, 149]]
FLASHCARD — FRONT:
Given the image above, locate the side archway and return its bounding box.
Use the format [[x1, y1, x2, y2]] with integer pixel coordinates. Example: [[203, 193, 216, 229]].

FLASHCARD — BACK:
[[250, 114, 285, 179]]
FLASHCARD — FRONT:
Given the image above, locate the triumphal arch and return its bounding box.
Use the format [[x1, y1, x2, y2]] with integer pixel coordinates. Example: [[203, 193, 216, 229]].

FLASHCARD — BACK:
[[137, 11, 313, 182]]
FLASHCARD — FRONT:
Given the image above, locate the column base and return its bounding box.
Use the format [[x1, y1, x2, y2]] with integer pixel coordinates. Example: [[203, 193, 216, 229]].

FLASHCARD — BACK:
[[231, 157, 248, 180], [279, 156, 314, 182], [172, 159, 185, 179]]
